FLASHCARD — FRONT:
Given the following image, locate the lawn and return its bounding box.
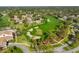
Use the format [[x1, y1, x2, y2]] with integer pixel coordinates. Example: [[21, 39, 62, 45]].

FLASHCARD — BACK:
[[26, 16, 64, 41], [75, 50, 79, 53], [39, 16, 63, 32], [26, 16, 63, 36], [0, 15, 11, 28], [4, 46, 23, 53]]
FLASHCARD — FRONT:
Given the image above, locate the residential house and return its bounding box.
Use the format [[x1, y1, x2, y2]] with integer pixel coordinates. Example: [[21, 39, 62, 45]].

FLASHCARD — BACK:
[[13, 15, 23, 24], [0, 30, 16, 48]]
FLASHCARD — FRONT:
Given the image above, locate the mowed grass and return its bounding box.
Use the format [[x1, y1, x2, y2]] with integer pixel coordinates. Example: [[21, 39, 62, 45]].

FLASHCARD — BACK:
[[39, 16, 62, 32], [4, 46, 23, 53]]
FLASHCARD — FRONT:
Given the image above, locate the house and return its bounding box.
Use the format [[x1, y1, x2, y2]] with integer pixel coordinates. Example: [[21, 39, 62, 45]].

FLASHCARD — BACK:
[[26, 16, 33, 24], [21, 15, 26, 20], [0, 38, 6, 48], [13, 15, 23, 24], [0, 30, 16, 48], [74, 24, 79, 29], [63, 16, 68, 20], [34, 20, 42, 24], [77, 15, 79, 18]]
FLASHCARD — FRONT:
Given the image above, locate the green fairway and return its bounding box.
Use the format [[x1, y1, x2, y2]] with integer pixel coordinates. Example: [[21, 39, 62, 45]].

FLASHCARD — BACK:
[[0, 15, 11, 28], [39, 16, 63, 32]]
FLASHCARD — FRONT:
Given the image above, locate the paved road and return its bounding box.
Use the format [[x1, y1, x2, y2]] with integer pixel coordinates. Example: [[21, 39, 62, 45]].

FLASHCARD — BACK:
[[54, 43, 79, 53], [8, 42, 79, 53], [64, 46, 79, 53], [54, 44, 68, 53], [8, 43, 30, 53]]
